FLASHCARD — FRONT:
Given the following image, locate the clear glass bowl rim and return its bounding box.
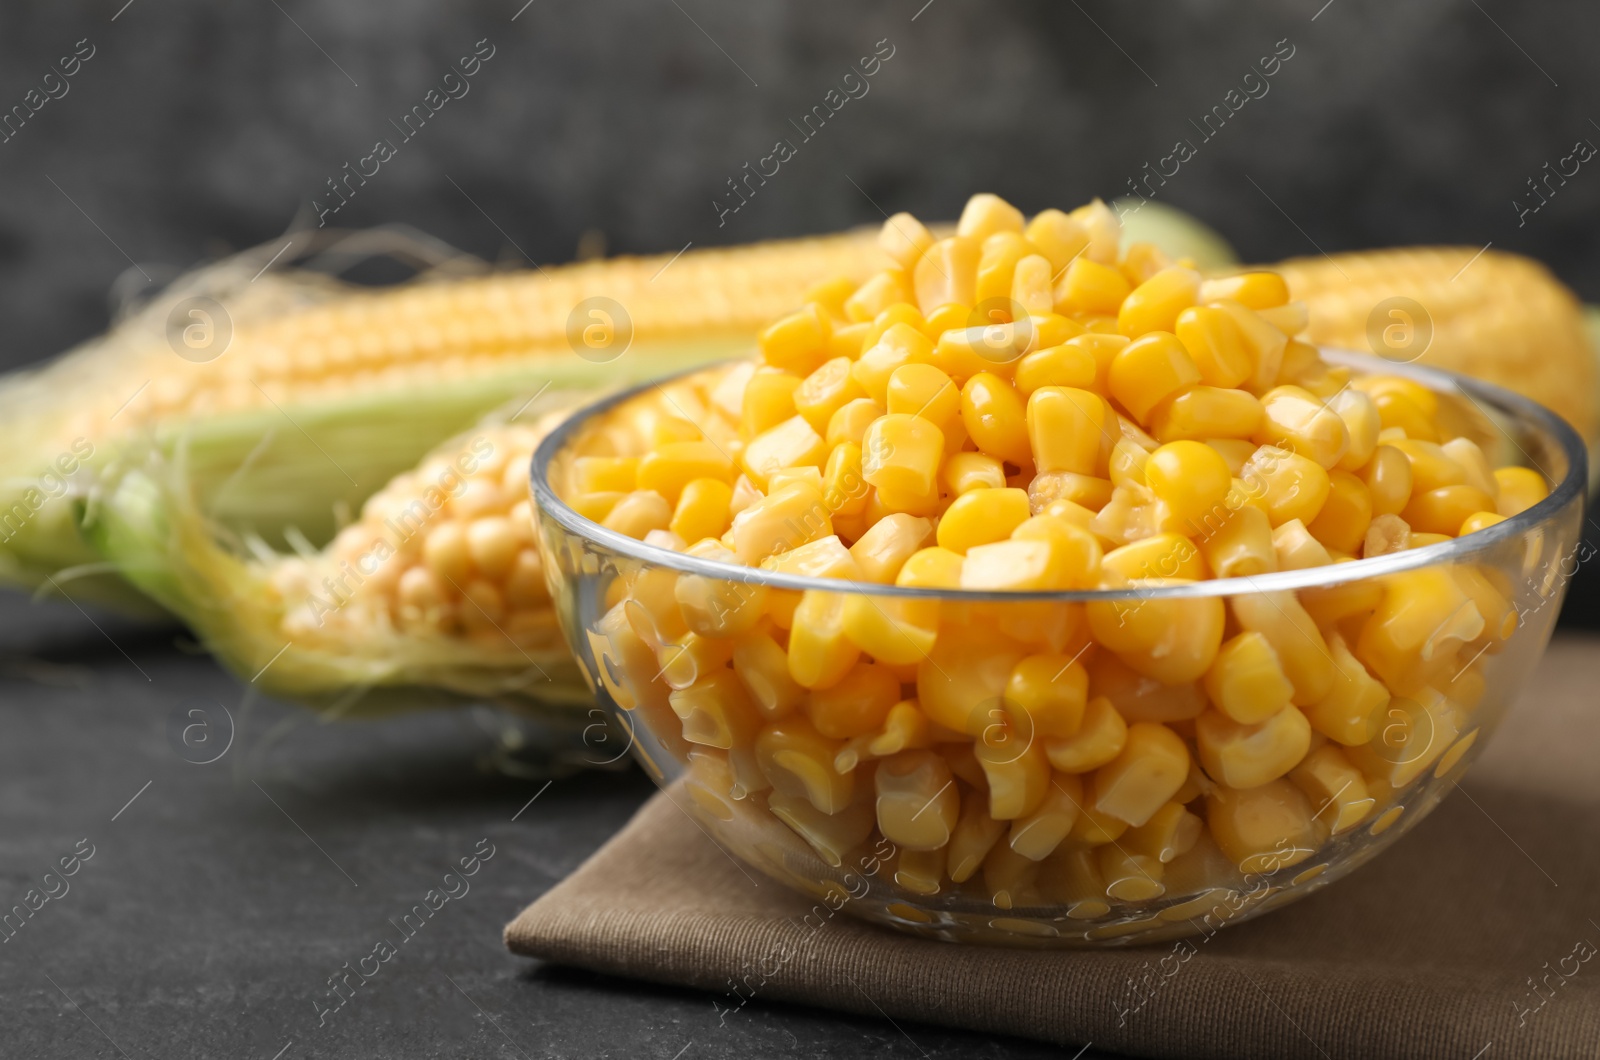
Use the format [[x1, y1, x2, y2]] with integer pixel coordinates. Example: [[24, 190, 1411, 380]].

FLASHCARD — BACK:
[[530, 348, 1588, 602]]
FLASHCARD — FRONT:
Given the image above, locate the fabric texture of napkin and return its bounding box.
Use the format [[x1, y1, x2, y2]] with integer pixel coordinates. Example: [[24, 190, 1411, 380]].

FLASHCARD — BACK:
[[506, 636, 1600, 1060]]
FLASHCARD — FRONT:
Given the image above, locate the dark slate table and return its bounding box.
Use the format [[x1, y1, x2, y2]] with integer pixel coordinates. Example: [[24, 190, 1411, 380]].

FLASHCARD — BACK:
[[0, 591, 1117, 1059]]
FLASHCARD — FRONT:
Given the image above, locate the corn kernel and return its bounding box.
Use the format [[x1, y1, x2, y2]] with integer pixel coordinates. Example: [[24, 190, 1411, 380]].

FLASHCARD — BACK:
[[884, 363, 960, 431], [756, 716, 852, 814], [1044, 694, 1127, 772], [1028, 386, 1112, 475], [1255, 385, 1349, 469], [937, 488, 1031, 554], [1055, 257, 1130, 316], [960, 539, 1066, 591], [1102, 533, 1206, 582], [1030, 471, 1115, 513], [741, 368, 802, 438], [1099, 846, 1166, 902], [1347, 691, 1459, 788], [1272, 518, 1333, 571], [983, 841, 1041, 909], [1087, 592, 1225, 685], [1198, 271, 1289, 310], [572, 456, 639, 494], [1086, 651, 1205, 725], [733, 632, 806, 721], [843, 271, 912, 324], [1205, 631, 1294, 725], [1206, 780, 1320, 874], [1172, 305, 1253, 388], [839, 593, 938, 666], [601, 490, 673, 539], [1003, 653, 1088, 738], [792, 357, 866, 435], [1196, 703, 1311, 789], [821, 442, 871, 517], [1328, 389, 1381, 472], [1289, 744, 1375, 835], [729, 482, 829, 564], [1232, 590, 1335, 705], [1124, 802, 1203, 863], [1197, 504, 1276, 578], [1355, 568, 1484, 692], [847, 513, 932, 583], [852, 322, 935, 404], [1210, 299, 1289, 394], [947, 785, 1008, 883], [668, 669, 763, 749], [1241, 445, 1331, 526], [957, 192, 1025, 240], [1403, 484, 1497, 536], [825, 400, 883, 449], [828, 320, 873, 360], [1011, 515, 1104, 588], [1108, 332, 1202, 423], [1494, 466, 1548, 517], [1008, 774, 1084, 860], [974, 232, 1031, 310], [896, 545, 965, 589], [893, 846, 946, 896], [1011, 253, 1056, 316], [975, 729, 1051, 820], [1304, 469, 1373, 555], [879, 212, 935, 270], [922, 301, 971, 338], [669, 478, 734, 544], [1092, 722, 1189, 827], [942, 451, 1007, 494], [759, 303, 832, 375], [1108, 438, 1149, 489], [636, 441, 736, 507], [1118, 266, 1200, 338], [1013, 342, 1099, 397], [760, 535, 861, 581], [570, 491, 623, 523], [1141, 440, 1232, 534], [1362, 444, 1414, 518], [915, 236, 981, 315], [1023, 208, 1091, 272], [768, 790, 875, 868], [786, 590, 860, 689], [1150, 386, 1265, 443], [861, 413, 944, 499]]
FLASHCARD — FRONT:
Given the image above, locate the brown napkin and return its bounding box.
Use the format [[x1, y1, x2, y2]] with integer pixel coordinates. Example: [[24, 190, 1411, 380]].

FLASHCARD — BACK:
[[507, 636, 1600, 1060]]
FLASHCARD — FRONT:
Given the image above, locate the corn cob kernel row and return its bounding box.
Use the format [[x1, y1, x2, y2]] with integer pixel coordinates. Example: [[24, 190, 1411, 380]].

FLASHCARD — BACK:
[[555, 193, 1546, 916]]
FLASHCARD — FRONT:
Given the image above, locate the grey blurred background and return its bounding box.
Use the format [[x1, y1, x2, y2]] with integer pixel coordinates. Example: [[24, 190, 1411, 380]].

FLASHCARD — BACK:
[[1, 0, 1597, 619]]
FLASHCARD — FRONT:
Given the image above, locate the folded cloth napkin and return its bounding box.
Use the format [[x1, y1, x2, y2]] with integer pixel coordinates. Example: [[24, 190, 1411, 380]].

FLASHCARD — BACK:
[[507, 636, 1600, 1060]]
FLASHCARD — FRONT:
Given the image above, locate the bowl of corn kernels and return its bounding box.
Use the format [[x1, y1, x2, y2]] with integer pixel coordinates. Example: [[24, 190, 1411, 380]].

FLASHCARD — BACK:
[[528, 194, 1587, 946]]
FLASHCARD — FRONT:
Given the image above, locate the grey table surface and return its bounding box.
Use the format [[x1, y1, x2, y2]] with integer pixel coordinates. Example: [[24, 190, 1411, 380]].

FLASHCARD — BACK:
[[0, 591, 1121, 1060]]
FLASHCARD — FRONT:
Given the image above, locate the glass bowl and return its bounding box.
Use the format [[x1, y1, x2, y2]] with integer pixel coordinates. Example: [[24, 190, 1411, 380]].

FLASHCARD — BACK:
[[529, 351, 1586, 947]]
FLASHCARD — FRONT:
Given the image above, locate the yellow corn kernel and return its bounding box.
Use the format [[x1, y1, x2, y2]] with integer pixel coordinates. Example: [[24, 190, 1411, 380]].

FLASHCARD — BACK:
[[1108, 332, 1202, 423], [915, 627, 1023, 735], [951, 376, 1030, 469], [1197, 504, 1276, 578], [668, 478, 733, 545], [861, 413, 944, 499], [1173, 305, 1253, 389], [1032, 472, 1115, 514], [957, 192, 1026, 240], [1030, 312, 1089, 348], [1326, 390, 1381, 472], [885, 363, 960, 431], [1196, 704, 1311, 789], [1117, 266, 1200, 338], [1086, 651, 1205, 725], [1241, 445, 1331, 526], [1003, 653, 1088, 738], [1361, 512, 1411, 558], [1027, 386, 1111, 475], [1206, 779, 1320, 874], [1392, 439, 1468, 495], [637, 441, 735, 507], [862, 699, 933, 758], [942, 452, 1006, 494], [1098, 846, 1166, 902], [1149, 386, 1265, 444], [821, 441, 871, 518], [1455, 565, 1516, 643], [768, 790, 875, 868], [1347, 691, 1459, 788], [1355, 568, 1484, 691], [792, 357, 866, 435], [983, 840, 1041, 909], [675, 548, 766, 640], [1019, 208, 1088, 269], [825, 399, 883, 449], [1439, 437, 1498, 499], [892, 846, 945, 896], [1210, 299, 1289, 394], [1066, 782, 1130, 846], [852, 322, 935, 404], [1011, 253, 1056, 316], [1053, 257, 1128, 317], [974, 232, 1031, 309], [870, 746, 953, 858], [741, 367, 802, 439], [1108, 438, 1150, 490], [1232, 590, 1335, 705], [1008, 774, 1085, 860], [1206, 439, 1257, 475], [806, 277, 859, 319], [768, 466, 824, 496], [1012, 514, 1104, 588], [1255, 385, 1349, 469], [759, 303, 832, 375], [1044, 694, 1127, 772], [839, 593, 938, 666], [806, 660, 900, 739], [1303, 469, 1373, 555], [862, 302, 926, 348], [1205, 631, 1294, 725], [1119, 241, 1172, 285], [879, 212, 935, 270], [1357, 374, 1439, 418], [742, 415, 828, 489], [1403, 485, 1497, 536], [756, 716, 852, 813], [937, 488, 1031, 555], [1092, 722, 1189, 828], [571, 491, 623, 523], [1013, 342, 1099, 397], [828, 320, 873, 360], [728, 482, 828, 564], [896, 545, 965, 589], [601, 490, 673, 539], [760, 536, 861, 582], [1272, 518, 1332, 570], [922, 300, 971, 338], [975, 729, 1051, 820], [1102, 533, 1205, 582], [1087, 592, 1225, 684], [1199, 271, 1290, 310], [1142, 440, 1231, 533], [843, 271, 912, 324], [732, 632, 806, 721], [1494, 466, 1548, 517], [1370, 391, 1438, 441], [1362, 444, 1414, 517], [786, 590, 861, 689], [668, 669, 764, 750], [572, 456, 639, 494], [1124, 802, 1203, 864], [947, 785, 1008, 883], [870, 477, 941, 518], [914, 236, 981, 315], [959, 539, 1065, 591], [1289, 744, 1375, 835], [848, 512, 932, 583]]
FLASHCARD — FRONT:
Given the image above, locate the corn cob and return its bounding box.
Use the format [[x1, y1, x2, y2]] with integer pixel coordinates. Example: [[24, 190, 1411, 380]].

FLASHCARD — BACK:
[[1275, 247, 1598, 440], [0, 226, 881, 610]]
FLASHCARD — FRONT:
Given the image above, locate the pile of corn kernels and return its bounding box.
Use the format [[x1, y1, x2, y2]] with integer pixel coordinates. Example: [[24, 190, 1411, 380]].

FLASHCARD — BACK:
[[556, 195, 1549, 915]]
